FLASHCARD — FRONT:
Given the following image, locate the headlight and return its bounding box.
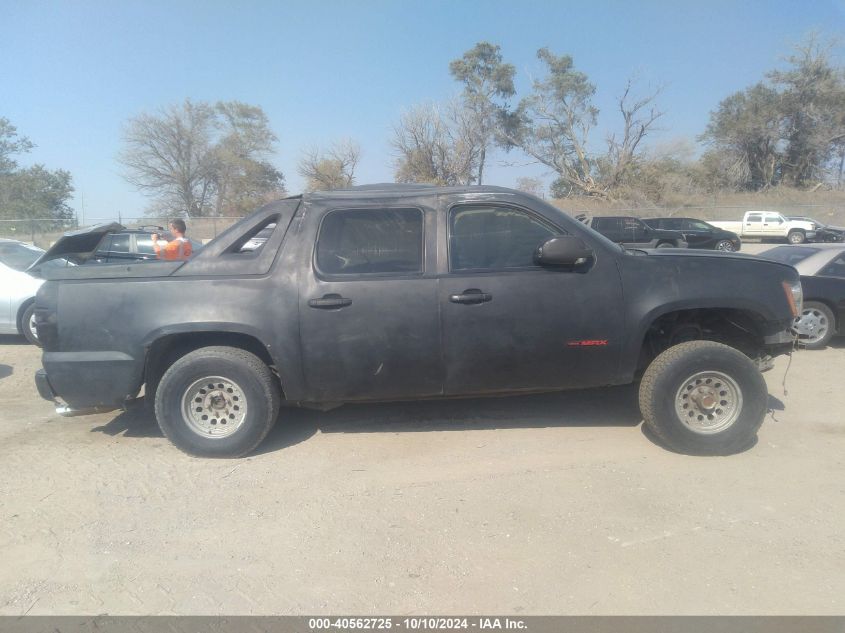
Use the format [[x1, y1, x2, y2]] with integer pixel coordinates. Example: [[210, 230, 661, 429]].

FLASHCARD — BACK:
[[782, 280, 803, 317]]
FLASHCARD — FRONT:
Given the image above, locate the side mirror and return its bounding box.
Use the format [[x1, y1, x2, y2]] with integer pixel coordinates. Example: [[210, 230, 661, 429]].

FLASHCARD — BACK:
[[534, 235, 594, 267]]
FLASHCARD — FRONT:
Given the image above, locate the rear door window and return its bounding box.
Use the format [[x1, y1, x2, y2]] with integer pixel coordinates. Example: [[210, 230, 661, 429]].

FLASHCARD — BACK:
[[316, 208, 423, 276]]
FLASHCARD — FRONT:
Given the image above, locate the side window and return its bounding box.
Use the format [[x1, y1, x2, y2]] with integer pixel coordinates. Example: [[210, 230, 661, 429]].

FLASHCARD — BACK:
[[765, 214, 783, 224], [136, 236, 156, 255], [747, 214, 763, 223], [819, 255, 845, 279], [594, 218, 619, 233], [109, 234, 131, 253], [449, 205, 558, 272], [316, 208, 423, 275]]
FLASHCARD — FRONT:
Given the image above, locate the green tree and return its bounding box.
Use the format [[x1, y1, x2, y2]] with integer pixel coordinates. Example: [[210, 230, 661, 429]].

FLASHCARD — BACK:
[[212, 102, 285, 215], [496, 49, 663, 199], [700, 35, 845, 191], [0, 118, 74, 231], [0, 118, 34, 175], [449, 42, 516, 185], [769, 37, 845, 187], [700, 83, 783, 189], [0, 166, 74, 223]]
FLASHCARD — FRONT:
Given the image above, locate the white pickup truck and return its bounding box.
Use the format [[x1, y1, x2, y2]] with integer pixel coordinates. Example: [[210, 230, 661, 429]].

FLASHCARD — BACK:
[[710, 211, 816, 244]]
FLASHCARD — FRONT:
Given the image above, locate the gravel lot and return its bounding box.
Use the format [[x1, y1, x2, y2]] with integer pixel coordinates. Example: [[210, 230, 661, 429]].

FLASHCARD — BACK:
[[1, 242, 843, 615]]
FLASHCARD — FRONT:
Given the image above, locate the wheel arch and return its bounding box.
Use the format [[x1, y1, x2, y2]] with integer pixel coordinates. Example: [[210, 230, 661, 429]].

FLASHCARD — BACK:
[[630, 303, 773, 376], [142, 325, 282, 400]]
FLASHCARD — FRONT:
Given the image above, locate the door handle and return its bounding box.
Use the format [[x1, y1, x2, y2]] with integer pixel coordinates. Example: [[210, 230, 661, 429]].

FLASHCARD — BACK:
[[449, 289, 492, 305], [308, 294, 352, 309]]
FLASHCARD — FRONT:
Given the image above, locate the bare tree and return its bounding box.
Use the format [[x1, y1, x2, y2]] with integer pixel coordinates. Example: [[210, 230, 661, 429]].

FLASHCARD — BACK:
[[120, 100, 218, 216], [298, 139, 361, 191], [497, 48, 603, 198], [120, 99, 284, 217], [391, 102, 481, 186], [604, 79, 664, 187], [514, 176, 546, 198]]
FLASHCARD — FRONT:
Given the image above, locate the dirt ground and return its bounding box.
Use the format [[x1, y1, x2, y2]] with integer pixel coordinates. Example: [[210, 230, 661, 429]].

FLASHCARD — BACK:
[[1, 279, 844, 615]]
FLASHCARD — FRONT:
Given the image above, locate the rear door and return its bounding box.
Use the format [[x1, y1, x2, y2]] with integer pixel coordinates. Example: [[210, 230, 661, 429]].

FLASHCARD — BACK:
[[622, 217, 654, 247], [743, 213, 764, 236], [439, 200, 624, 395], [298, 204, 442, 401]]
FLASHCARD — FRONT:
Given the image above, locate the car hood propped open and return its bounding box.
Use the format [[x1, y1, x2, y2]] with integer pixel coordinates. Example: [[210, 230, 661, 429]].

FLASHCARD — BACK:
[[28, 222, 124, 269]]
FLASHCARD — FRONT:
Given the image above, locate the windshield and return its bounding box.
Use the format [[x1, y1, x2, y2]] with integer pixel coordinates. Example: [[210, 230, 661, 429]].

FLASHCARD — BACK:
[[0, 241, 45, 271], [760, 246, 819, 266]]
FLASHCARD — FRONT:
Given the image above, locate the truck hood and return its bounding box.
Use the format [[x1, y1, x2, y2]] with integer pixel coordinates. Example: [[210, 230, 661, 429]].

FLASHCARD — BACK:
[[638, 247, 796, 269], [29, 222, 124, 268]]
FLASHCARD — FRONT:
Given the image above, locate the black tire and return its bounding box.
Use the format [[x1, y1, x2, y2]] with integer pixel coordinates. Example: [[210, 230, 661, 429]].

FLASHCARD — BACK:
[[794, 301, 835, 350], [154, 346, 280, 457], [20, 302, 41, 347], [714, 239, 735, 252], [639, 341, 768, 455], [656, 241, 674, 249], [787, 230, 806, 244]]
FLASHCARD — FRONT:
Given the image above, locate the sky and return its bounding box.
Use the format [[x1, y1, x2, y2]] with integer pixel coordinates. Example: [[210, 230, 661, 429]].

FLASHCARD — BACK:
[[2, 0, 845, 222]]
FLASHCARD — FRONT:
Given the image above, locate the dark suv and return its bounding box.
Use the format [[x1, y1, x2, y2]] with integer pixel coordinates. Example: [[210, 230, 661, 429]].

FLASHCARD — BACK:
[[643, 217, 742, 251], [91, 226, 203, 263], [578, 215, 687, 249]]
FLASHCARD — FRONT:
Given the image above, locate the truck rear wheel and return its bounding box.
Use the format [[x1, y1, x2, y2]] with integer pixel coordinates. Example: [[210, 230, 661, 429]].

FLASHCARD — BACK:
[[787, 230, 806, 244], [638, 341, 767, 455], [154, 346, 280, 457]]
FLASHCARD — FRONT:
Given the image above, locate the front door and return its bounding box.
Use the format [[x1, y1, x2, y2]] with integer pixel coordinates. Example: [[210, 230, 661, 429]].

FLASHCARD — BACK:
[[681, 219, 714, 248], [439, 203, 625, 396], [298, 205, 442, 402]]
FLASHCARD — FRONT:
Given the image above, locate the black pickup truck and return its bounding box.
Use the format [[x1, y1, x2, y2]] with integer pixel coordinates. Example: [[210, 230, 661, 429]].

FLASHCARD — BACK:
[[34, 185, 800, 457]]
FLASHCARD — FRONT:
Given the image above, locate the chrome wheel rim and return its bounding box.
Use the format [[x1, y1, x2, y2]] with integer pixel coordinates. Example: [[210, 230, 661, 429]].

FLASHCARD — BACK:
[[675, 371, 743, 435], [715, 240, 734, 251], [28, 312, 38, 340], [181, 376, 248, 438], [793, 308, 829, 344], [789, 233, 803, 244]]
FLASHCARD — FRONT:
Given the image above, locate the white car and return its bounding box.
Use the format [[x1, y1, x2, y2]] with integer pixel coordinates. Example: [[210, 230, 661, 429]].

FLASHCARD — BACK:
[[0, 239, 72, 345]]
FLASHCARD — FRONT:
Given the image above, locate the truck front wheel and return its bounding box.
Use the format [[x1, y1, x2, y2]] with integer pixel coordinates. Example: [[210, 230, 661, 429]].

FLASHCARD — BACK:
[[638, 341, 768, 455], [787, 230, 806, 244], [154, 346, 280, 457]]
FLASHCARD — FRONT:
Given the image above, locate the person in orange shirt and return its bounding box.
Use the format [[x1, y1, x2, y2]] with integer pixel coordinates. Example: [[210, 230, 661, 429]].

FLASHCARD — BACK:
[[152, 219, 193, 261]]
